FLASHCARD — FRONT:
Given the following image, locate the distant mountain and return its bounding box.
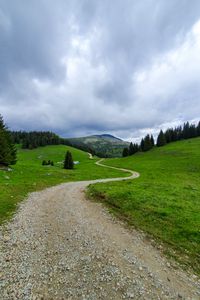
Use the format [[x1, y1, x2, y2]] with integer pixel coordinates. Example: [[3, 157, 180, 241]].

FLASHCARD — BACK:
[[94, 134, 123, 141], [68, 134, 129, 158]]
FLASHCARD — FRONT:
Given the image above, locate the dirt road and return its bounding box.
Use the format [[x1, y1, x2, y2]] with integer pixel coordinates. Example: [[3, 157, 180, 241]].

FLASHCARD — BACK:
[[0, 161, 199, 299]]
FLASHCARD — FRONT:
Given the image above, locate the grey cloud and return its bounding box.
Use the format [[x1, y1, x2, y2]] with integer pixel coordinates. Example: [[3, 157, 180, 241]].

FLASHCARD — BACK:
[[0, 0, 200, 140], [0, 0, 71, 85]]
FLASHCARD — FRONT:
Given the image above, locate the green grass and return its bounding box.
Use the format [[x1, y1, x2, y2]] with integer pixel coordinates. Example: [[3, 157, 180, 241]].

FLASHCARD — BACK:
[[0, 145, 128, 224], [87, 138, 200, 274]]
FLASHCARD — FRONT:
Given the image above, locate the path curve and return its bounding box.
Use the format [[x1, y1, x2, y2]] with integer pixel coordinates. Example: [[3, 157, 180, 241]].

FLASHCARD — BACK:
[[0, 157, 199, 299], [96, 158, 140, 181]]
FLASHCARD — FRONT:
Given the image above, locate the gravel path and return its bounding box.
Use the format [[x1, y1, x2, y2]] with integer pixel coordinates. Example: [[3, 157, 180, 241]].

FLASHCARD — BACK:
[[0, 161, 199, 299]]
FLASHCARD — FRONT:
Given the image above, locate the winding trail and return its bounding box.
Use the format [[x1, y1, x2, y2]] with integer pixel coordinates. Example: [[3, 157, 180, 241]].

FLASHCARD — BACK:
[[0, 158, 199, 299], [96, 158, 139, 179]]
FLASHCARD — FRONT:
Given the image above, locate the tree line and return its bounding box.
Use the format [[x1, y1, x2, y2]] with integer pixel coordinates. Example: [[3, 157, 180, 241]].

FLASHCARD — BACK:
[[123, 121, 200, 157], [0, 116, 17, 166], [10, 131, 96, 156], [11, 131, 62, 149]]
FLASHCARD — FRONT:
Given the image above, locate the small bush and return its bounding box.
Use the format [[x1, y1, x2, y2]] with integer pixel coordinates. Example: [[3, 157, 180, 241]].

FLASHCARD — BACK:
[[42, 160, 54, 166]]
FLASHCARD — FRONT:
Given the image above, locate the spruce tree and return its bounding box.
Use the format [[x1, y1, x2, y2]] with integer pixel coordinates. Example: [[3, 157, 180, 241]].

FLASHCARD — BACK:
[[134, 143, 139, 153], [122, 147, 129, 157], [129, 142, 134, 155], [140, 138, 145, 151], [150, 135, 154, 147], [0, 115, 17, 166], [189, 124, 197, 138], [183, 122, 190, 139], [143, 134, 152, 151], [64, 151, 74, 169], [197, 121, 200, 136], [165, 129, 172, 143], [157, 130, 166, 147]]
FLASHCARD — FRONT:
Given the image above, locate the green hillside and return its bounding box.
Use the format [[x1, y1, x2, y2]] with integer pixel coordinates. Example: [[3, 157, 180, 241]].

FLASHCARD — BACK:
[[68, 134, 129, 157], [0, 145, 128, 224], [88, 138, 200, 273]]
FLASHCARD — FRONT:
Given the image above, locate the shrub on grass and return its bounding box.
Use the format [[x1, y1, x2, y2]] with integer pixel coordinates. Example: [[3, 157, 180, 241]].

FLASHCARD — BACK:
[[42, 160, 54, 166]]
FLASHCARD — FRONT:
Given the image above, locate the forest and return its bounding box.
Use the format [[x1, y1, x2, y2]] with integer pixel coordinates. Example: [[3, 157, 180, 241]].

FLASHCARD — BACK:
[[123, 121, 200, 157]]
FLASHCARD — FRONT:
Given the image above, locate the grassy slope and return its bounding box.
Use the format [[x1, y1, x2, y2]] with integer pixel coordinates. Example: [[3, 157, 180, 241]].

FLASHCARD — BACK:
[[88, 138, 200, 273], [0, 145, 128, 224]]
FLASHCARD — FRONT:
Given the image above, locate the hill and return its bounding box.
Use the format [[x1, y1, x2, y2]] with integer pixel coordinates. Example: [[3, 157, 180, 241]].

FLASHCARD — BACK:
[[95, 134, 123, 141], [0, 145, 128, 224], [88, 137, 200, 274], [68, 134, 129, 157]]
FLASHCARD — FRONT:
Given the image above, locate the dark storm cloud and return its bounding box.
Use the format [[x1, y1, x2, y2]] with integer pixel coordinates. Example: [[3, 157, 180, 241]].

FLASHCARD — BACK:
[[0, 0, 76, 87], [1, 0, 200, 140]]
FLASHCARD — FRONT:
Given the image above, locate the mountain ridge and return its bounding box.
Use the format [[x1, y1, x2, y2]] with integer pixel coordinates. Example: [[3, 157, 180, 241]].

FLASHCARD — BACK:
[[68, 133, 129, 157], [93, 134, 123, 141]]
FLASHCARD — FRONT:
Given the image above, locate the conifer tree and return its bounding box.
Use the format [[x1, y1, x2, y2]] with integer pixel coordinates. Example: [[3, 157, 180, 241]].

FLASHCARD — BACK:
[[129, 142, 134, 155], [0, 115, 17, 166], [157, 130, 166, 147], [134, 143, 139, 153], [165, 129, 172, 143], [64, 151, 74, 169], [183, 122, 190, 139], [143, 134, 152, 151], [140, 138, 145, 151], [189, 124, 197, 138], [122, 147, 129, 157], [150, 135, 154, 147], [197, 121, 200, 136], [131, 143, 138, 154]]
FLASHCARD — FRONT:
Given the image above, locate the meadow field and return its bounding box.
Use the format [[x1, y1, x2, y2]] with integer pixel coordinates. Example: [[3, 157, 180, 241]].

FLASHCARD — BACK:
[[0, 145, 128, 224], [88, 138, 200, 273], [1, 139, 200, 274]]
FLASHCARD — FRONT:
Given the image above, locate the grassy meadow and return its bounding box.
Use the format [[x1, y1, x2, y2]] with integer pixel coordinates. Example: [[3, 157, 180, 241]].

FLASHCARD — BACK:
[[88, 138, 200, 273], [0, 145, 128, 224]]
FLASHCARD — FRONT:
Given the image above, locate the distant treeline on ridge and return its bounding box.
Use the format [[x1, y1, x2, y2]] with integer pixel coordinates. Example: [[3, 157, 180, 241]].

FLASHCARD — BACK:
[[11, 131, 63, 149], [8, 120, 200, 159], [123, 121, 200, 157], [10, 131, 96, 155]]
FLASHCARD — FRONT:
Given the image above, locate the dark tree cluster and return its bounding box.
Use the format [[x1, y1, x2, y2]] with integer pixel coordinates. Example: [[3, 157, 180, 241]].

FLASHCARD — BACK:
[[140, 134, 154, 152], [42, 160, 54, 166], [122, 135, 154, 157], [0, 115, 17, 166], [157, 121, 200, 147], [122, 120, 200, 157], [129, 142, 139, 155], [156, 130, 166, 147], [11, 131, 61, 149], [122, 147, 129, 157]]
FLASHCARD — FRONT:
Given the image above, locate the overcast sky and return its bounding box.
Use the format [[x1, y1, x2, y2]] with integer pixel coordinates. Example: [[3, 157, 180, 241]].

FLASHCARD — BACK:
[[0, 0, 200, 141]]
